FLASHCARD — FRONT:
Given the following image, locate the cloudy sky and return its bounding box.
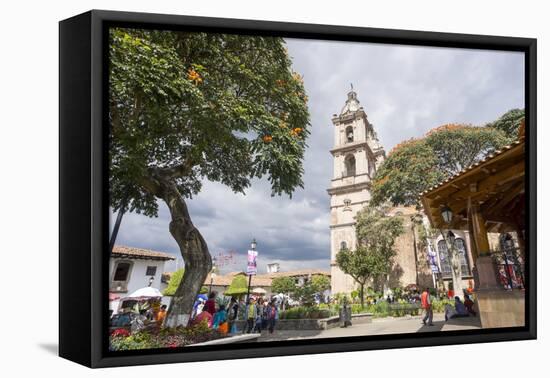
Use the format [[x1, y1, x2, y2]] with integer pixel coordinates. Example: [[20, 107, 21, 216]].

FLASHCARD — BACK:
[[111, 37, 524, 274]]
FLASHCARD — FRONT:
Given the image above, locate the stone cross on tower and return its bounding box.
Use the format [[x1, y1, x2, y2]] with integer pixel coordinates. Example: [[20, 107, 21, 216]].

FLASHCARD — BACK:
[[327, 87, 386, 294]]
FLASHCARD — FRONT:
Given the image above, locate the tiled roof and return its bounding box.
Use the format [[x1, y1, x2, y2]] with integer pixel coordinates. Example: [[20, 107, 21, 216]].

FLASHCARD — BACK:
[[162, 269, 331, 288], [266, 269, 331, 278], [204, 272, 272, 287], [112, 245, 176, 261]]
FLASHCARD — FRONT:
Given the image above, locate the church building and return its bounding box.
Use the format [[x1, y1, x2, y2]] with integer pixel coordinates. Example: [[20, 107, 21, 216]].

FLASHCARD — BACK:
[[327, 88, 479, 295], [327, 87, 386, 294]]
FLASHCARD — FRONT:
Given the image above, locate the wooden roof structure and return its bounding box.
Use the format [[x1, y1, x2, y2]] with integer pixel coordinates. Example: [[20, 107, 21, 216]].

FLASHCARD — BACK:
[[421, 138, 525, 234]]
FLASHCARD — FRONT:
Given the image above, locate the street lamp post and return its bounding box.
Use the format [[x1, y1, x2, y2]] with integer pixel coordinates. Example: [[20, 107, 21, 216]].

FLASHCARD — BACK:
[[209, 256, 218, 294], [440, 205, 464, 299], [246, 238, 257, 304]]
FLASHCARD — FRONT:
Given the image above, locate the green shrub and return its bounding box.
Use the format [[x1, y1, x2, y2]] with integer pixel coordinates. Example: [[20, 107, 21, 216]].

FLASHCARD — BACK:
[[163, 269, 184, 296], [431, 299, 454, 313], [370, 301, 390, 317], [279, 306, 331, 320], [271, 276, 297, 295]]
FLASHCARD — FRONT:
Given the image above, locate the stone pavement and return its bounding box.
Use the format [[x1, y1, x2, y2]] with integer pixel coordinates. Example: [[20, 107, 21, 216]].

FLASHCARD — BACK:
[[256, 313, 481, 342]]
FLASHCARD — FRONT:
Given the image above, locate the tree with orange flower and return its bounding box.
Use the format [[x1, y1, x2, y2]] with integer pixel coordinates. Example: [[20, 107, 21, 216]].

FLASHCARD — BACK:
[[109, 28, 310, 327], [370, 122, 511, 208], [369, 115, 514, 300]]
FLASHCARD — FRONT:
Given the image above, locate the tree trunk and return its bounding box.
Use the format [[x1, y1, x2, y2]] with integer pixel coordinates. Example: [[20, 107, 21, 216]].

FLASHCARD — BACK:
[[383, 274, 390, 297], [141, 172, 212, 328], [449, 246, 464, 300], [411, 223, 420, 286], [359, 283, 364, 309], [441, 231, 464, 300]]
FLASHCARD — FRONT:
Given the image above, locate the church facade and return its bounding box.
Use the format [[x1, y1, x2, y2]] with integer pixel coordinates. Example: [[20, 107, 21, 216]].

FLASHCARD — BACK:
[[327, 89, 480, 295], [327, 88, 386, 294]]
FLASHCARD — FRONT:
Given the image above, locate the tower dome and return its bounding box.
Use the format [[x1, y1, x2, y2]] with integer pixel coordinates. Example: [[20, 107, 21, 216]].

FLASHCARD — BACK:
[[340, 85, 361, 115]]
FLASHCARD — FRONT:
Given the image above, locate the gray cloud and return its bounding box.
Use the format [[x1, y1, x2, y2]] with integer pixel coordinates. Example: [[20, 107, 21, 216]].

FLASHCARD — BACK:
[[112, 37, 524, 274]]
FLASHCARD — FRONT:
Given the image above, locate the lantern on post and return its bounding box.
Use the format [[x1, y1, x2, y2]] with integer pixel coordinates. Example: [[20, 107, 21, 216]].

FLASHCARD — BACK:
[[209, 256, 218, 294], [246, 239, 257, 304]]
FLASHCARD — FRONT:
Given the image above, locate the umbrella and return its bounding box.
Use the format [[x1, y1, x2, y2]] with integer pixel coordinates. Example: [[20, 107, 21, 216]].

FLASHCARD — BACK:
[[125, 287, 162, 299], [252, 287, 267, 295]]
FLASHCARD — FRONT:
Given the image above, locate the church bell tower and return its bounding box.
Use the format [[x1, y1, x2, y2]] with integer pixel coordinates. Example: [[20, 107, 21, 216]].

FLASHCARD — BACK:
[[328, 87, 385, 294]]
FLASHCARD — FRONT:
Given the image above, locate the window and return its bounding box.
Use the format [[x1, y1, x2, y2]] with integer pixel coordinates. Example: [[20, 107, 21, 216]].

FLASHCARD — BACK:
[[455, 238, 471, 276], [437, 240, 452, 277], [437, 238, 471, 278], [340, 241, 348, 250], [146, 266, 157, 276], [113, 262, 131, 281], [346, 126, 354, 142], [344, 155, 356, 176], [343, 198, 352, 211]]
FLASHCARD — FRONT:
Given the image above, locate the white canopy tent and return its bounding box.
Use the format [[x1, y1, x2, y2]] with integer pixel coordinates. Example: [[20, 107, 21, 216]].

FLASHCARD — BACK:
[[125, 286, 163, 299]]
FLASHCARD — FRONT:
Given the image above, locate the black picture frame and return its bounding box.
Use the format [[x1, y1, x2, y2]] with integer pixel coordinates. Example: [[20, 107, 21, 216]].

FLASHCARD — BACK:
[[59, 9, 537, 368]]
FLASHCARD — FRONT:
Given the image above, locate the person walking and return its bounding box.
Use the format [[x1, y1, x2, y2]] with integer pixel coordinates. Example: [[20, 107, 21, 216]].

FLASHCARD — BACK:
[[421, 287, 434, 326], [266, 299, 278, 334], [255, 299, 265, 333], [244, 299, 257, 333]]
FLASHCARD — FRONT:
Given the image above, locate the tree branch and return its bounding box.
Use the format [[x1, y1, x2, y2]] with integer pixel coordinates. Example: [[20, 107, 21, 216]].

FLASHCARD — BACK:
[[160, 159, 198, 179]]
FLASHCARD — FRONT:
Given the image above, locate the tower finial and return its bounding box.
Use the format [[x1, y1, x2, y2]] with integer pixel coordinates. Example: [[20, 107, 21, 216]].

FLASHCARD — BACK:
[[350, 83, 354, 91]]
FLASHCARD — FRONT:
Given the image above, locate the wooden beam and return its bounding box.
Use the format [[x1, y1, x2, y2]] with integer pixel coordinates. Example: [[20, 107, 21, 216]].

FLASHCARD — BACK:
[[451, 161, 524, 200], [489, 184, 524, 214], [435, 171, 524, 218]]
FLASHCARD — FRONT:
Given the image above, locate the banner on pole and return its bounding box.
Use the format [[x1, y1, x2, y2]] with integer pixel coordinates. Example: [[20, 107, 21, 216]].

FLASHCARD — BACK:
[[247, 250, 258, 275], [427, 241, 440, 273]]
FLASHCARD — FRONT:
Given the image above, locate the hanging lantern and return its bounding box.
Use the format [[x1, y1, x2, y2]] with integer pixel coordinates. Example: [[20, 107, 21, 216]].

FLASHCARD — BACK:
[[441, 204, 453, 225]]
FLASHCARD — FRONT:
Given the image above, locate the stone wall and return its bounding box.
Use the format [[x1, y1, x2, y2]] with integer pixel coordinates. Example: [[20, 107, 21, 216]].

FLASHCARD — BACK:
[[476, 289, 525, 328]]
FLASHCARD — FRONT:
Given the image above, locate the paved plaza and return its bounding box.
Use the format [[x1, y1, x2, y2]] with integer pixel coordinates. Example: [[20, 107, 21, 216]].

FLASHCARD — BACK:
[[256, 314, 482, 342]]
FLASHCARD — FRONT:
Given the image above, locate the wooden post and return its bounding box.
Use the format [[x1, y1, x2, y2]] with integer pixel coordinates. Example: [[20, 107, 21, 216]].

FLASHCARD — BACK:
[[468, 201, 500, 290], [467, 211, 478, 263], [470, 203, 491, 256]]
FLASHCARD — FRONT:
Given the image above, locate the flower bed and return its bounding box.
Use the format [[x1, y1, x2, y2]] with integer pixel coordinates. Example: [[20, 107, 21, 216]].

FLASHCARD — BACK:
[[109, 321, 226, 351]]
